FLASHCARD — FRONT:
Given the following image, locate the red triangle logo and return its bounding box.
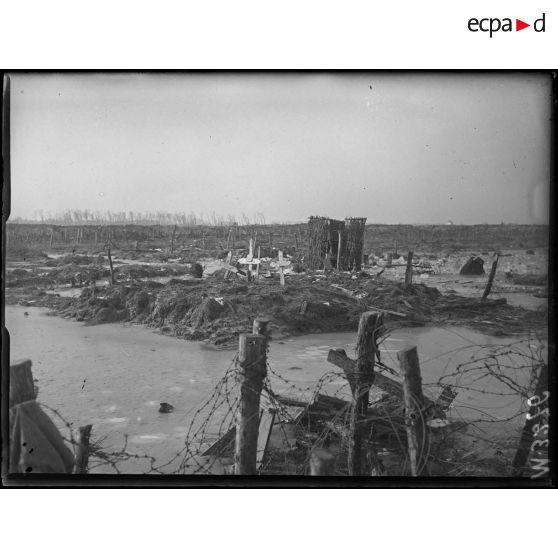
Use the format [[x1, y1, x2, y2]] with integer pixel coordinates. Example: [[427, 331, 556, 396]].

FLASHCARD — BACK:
[[516, 19, 530, 31]]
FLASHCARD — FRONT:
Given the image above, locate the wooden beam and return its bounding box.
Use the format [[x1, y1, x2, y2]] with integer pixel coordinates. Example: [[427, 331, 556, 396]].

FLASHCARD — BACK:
[[256, 409, 275, 470], [327, 348, 441, 413]]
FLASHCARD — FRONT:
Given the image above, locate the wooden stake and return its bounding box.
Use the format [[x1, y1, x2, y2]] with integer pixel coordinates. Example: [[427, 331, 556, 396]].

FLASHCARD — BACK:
[[170, 224, 177, 253], [482, 252, 500, 300], [337, 230, 342, 271], [252, 317, 270, 337], [310, 448, 335, 475], [398, 346, 429, 476], [74, 424, 93, 474], [235, 334, 267, 475], [405, 250, 414, 284], [247, 238, 254, 280], [348, 311, 383, 476], [277, 250, 287, 286], [106, 245, 115, 285]]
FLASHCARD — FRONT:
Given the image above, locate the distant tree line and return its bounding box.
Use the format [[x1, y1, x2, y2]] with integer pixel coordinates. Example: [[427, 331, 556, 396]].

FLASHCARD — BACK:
[[10, 209, 269, 227]]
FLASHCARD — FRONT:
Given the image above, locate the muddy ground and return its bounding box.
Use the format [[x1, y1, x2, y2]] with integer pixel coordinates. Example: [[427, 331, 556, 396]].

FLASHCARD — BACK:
[[5, 243, 548, 349]]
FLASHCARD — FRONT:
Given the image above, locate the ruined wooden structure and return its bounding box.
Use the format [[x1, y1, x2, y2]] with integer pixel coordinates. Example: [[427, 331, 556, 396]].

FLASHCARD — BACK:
[[306, 216, 367, 271]]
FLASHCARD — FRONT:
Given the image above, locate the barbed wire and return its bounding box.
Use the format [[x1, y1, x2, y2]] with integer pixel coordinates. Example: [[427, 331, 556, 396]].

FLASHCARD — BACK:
[[39, 325, 546, 477]]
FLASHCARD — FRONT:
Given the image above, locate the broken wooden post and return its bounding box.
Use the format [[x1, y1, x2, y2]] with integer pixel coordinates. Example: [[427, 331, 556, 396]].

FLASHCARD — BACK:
[[247, 238, 254, 275], [482, 252, 500, 300], [223, 251, 233, 279], [277, 250, 287, 286], [9, 359, 36, 407], [106, 245, 115, 285], [405, 250, 414, 285], [348, 311, 383, 476], [256, 246, 261, 278], [337, 230, 343, 271], [235, 334, 267, 475], [310, 448, 335, 475], [252, 317, 270, 337], [74, 424, 93, 474], [397, 346, 429, 476], [170, 224, 177, 253]]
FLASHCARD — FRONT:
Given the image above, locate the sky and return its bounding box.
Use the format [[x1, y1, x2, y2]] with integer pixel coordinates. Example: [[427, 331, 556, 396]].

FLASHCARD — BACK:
[[7, 72, 551, 224]]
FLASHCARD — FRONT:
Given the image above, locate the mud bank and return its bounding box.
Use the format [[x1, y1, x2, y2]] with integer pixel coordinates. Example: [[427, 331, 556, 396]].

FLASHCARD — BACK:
[[6, 269, 547, 348]]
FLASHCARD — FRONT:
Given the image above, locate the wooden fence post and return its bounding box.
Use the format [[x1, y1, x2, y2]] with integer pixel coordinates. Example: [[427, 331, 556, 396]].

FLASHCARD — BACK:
[[405, 250, 414, 285], [235, 334, 267, 475], [397, 346, 429, 476], [310, 448, 335, 475], [482, 252, 500, 300], [337, 230, 343, 271], [170, 224, 177, 253], [277, 250, 289, 286], [252, 317, 270, 337], [106, 245, 115, 285], [348, 311, 383, 476], [74, 424, 93, 474]]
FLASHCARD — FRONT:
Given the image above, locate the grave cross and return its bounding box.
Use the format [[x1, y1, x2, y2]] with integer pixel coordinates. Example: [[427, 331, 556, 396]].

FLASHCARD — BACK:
[[277, 250, 288, 286]]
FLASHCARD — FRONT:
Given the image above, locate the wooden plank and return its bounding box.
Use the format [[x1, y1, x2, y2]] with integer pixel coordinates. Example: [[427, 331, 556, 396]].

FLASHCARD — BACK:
[[219, 261, 242, 275], [273, 394, 308, 407], [367, 306, 408, 318], [327, 348, 402, 399], [312, 393, 350, 412], [202, 426, 236, 457], [327, 348, 441, 413], [256, 410, 275, 470]]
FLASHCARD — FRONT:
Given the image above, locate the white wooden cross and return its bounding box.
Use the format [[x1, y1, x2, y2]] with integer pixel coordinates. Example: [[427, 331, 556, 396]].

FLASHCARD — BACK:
[[277, 250, 288, 286], [246, 238, 254, 280], [235, 238, 260, 281]]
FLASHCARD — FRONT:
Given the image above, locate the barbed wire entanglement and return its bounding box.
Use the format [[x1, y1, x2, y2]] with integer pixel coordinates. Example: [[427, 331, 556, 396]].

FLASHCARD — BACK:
[[419, 331, 547, 476], [40, 326, 547, 477]]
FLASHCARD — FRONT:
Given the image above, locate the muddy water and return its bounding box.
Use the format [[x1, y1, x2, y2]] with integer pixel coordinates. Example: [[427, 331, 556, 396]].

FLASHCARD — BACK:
[[6, 306, 542, 473]]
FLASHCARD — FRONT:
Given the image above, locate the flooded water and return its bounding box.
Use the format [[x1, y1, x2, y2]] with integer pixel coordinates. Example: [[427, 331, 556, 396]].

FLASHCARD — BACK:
[[6, 305, 543, 473]]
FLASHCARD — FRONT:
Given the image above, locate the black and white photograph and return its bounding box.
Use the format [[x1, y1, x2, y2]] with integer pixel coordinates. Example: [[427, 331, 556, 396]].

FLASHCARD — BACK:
[[2, 72, 553, 485]]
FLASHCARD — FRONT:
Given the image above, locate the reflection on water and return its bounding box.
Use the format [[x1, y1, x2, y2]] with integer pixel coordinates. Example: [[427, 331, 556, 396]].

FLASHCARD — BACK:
[[6, 305, 544, 473]]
